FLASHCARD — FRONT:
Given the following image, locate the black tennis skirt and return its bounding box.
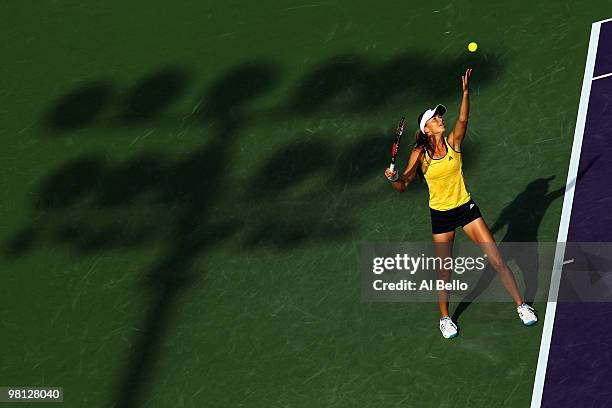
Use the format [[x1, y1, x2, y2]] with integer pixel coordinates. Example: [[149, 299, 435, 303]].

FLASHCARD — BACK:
[[430, 198, 482, 234]]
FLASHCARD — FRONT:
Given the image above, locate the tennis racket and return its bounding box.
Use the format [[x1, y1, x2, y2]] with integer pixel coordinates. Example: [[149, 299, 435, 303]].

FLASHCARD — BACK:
[[389, 116, 405, 172]]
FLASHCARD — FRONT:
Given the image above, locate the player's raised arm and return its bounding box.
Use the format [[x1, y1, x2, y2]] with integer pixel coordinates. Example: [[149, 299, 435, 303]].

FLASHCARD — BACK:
[[448, 68, 472, 151], [385, 147, 423, 192]]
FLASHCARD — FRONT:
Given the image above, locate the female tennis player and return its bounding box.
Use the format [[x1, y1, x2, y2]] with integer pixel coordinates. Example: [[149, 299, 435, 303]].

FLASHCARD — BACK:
[[384, 69, 537, 339]]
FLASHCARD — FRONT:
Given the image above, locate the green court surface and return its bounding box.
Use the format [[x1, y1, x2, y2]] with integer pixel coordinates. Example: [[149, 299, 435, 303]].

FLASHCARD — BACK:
[[1, 1, 612, 407]]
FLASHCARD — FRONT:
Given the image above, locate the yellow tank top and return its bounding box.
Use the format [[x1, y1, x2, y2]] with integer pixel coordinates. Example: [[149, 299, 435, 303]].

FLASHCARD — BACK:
[[421, 137, 471, 211]]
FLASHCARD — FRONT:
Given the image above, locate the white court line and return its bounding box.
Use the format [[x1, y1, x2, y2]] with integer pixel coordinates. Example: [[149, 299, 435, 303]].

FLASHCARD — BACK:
[[529, 21, 602, 408], [594, 17, 612, 24], [593, 72, 612, 81]]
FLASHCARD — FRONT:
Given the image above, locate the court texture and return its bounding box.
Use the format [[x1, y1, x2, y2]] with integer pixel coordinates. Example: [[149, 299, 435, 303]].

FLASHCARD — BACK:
[[2, 2, 612, 407]]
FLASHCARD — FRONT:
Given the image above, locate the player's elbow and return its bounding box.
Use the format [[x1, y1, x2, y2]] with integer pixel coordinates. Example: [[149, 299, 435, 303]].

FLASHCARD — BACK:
[[397, 176, 414, 192], [392, 182, 406, 193], [405, 173, 416, 186]]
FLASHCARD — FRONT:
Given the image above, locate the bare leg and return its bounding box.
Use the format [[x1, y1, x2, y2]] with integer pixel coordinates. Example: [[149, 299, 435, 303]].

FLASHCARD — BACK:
[[462, 217, 523, 306], [432, 230, 455, 317]]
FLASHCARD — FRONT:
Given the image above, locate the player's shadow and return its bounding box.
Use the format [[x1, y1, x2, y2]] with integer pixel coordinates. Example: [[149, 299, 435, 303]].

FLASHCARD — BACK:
[[452, 156, 600, 323]]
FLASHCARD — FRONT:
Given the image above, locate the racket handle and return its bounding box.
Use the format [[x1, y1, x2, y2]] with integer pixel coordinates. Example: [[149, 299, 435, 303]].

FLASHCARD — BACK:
[[389, 163, 395, 172]]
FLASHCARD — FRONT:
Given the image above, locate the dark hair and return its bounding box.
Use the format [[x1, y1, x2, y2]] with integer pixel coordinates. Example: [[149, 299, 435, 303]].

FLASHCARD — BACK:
[[414, 129, 430, 180], [415, 110, 433, 157], [414, 128, 430, 151]]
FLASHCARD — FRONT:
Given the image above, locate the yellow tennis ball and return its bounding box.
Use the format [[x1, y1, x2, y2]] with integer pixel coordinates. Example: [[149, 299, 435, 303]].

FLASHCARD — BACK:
[[468, 42, 478, 52]]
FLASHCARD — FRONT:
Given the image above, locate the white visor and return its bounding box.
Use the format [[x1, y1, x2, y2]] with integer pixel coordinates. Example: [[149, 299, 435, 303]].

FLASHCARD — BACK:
[[419, 104, 446, 133]]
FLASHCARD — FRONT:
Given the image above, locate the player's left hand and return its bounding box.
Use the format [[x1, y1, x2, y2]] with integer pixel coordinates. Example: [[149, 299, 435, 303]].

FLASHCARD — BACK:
[[461, 68, 472, 93]]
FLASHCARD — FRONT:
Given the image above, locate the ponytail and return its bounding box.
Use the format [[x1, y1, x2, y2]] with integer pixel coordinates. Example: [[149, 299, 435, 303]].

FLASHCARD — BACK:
[[414, 129, 429, 180], [415, 129, 429, 151]]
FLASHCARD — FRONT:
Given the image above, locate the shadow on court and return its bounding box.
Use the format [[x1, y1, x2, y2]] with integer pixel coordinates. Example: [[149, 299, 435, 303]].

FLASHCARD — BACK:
[[285, 52, 505, 114], [43, 67, 193, 132], [7, 50, 509, 407], [452, 156, 600, 323], [44, 79, 116, 130]]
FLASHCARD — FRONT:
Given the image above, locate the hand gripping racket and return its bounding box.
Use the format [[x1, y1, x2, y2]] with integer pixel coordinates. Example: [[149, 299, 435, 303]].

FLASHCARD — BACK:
[[389, 116, 405, 173]]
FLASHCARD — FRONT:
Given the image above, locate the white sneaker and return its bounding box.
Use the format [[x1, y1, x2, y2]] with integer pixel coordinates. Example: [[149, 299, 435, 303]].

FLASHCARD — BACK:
[[517, 303, 538, 326], [439, 317, 458, 339]]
